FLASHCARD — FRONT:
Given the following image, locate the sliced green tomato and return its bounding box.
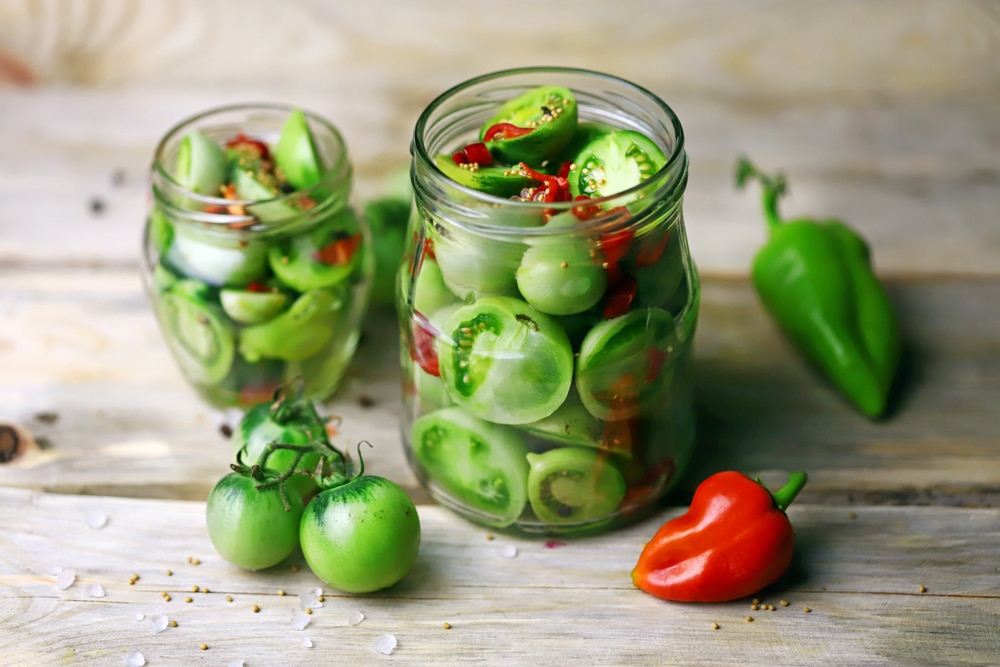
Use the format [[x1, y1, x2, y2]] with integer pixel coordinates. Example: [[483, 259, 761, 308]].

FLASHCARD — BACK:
[[515, 212, 607, 316], [275, 108, 324, 190], [411, 407, 529, 527], [165, 230, 269, 287], [174, 129, 228, 197], [239, 288, 344, 362], [152, 262, 180, 294], [437, 296, 573, 425], [431, 222, 524, 300], [220, 287, 290, 324], [552, 121, 616, 166], [567, 130, 667, 200], [521, 401, 603, 448], [434, 154, 535, 198], [230, 166, 302, 222], [147, 206, 175, 255], [268, 208, 364, 292], [576, 307, 678, 421], [526, 447, 627, 528], [159, 281, 235, 385], [481, 86, 578, 164]]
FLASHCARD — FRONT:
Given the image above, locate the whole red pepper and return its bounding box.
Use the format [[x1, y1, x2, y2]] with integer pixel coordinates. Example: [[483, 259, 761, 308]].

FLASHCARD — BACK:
[[632, 470, 808, 603]]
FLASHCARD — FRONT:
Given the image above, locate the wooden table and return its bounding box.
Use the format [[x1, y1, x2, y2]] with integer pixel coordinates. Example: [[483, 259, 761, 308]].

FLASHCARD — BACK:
[[1, 2, 998, 665]]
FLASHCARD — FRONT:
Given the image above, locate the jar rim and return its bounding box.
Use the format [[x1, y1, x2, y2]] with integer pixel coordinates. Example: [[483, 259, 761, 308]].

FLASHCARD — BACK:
[[151, 102, 351, 228], [412, 66, 687, 236]]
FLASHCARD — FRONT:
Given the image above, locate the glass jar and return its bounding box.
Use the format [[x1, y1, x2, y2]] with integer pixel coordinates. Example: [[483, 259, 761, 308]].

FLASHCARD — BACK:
[[398, 68, 699, 535], [142, 104, 373, 409]]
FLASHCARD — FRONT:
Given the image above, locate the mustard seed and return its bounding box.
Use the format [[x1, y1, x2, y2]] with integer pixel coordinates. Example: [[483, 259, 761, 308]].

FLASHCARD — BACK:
[[750, 604, 759, 611], [780, 600, 789, 607], [252, 604, 260, 613], [199, 644, 208, 651], [919, 585, 927, 593], [803, 607, 812, 613], [278, 589, 286, 596], [225, 595, 233, 602], [169, 620, 178, 628], [185, 597, 193, 603], [746, 616, 754, 623], [165, 569, 173, 576], [443, 622, 452, 629], [711, 622, 719, 630], [191, 585, 199, 593]]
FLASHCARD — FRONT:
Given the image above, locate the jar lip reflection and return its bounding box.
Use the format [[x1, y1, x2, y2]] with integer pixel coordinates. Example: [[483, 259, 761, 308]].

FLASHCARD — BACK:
[[412, 66, 687, 236], [151, 102, 352, 230]]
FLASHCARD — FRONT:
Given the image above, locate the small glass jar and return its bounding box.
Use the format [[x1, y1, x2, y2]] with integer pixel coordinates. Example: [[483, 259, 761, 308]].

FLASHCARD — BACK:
[[399, 68, 700, 535], [142, 104, 373, 409]]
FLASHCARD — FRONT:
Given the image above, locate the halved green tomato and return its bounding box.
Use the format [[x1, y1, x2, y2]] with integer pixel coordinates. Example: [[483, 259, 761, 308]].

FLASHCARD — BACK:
[[481, 86, 578, 164], [231, 166, 302, 222], [159, 280, 235, 385], [275, 108, 324, 190], [268, 208, 364, 292], [238, 288, 344, 362], [220, 286, 290, 324], [575, 307, 678, 421], [430, 221, 524, 300], [437, 296, 574, 425], [165, 230, 269, 288], [526, 446, 627, 529], [567, 130, 667, 201], [174, 129, 228, 198], [434, 154, 535, 198], [412, 407, 529, 527]]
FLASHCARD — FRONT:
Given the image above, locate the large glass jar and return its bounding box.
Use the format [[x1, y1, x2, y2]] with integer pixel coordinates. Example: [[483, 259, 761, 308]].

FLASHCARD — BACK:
[[142, 104, 373, 409], [399, 68, 699, 535]]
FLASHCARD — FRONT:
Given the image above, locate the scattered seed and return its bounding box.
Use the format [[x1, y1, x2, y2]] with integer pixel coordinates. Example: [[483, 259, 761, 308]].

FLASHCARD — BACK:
[[746, 616, 754, 623], [169, 620, 178, 628], [189, 557, 201, 565], [769, 605, 776, 611], [252, 604, 260, 613], [443, 622, 452, 629], [201, 587, 209, 594], [89, 197, 106, 215], [919, 585, 927, 593], [164, 594, 172, 602], [848, 511, 858, 520], [278, 589, 286, 596], [780, 600, 789, 607], [803, 607, 812, 614], [752, 598, 760, 605], [225, 596, 233, 602], [165, 569, 173, 576], [317, 595, 325, 603], [358, 395, 375, 408], [291, 565, 300, 573], [185, 597, 194, 603], [219, 423, 233, 438], [711, 622, 719, 630], [199, 644, 208, 651], [486, 535, 495, 541], [750, 604, 759, 611], [191, 585, 199, 593]]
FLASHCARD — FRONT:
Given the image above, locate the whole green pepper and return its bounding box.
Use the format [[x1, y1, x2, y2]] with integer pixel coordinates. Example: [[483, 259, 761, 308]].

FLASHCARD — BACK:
[[736, 158, 901, 418]]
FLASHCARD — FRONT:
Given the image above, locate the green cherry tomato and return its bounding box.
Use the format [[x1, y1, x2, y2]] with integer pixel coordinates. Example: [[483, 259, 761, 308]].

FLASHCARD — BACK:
[[412, 407, 529, 527], [516, 211, 607, 316], [567, 130, 667, 201], [275, 108, 324, 190], [299, 475, 421, 594], [219, 285, 290, 324], [239, 288, 344, 363], [430, 222, 525, 300], [526, 446, 627, 529], [159, 280, 235, 385], [206, 472, 305, 571], [268, 208, 364, 292], [481, 86, 579, 164], [437, 296, 574, 424], [575, 307, 678, 421]]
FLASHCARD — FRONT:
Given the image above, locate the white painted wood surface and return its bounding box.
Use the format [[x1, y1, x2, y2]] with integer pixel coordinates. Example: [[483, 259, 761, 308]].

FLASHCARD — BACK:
[[1, 2, 999, 665]]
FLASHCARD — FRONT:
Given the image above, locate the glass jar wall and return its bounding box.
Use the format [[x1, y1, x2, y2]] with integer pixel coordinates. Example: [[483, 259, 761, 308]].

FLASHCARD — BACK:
[[142, 104, 373, 409], [398, 68, 699, 535]]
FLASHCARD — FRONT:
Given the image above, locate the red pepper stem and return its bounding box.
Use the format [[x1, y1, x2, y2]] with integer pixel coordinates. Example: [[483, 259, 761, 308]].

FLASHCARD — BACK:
[[735, 157, 787, 234], [771, 471, 809, 512]]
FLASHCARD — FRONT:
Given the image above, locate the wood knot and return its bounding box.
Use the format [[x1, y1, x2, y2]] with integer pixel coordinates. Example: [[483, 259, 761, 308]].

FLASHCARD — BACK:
[[0, 424, 35, 463]]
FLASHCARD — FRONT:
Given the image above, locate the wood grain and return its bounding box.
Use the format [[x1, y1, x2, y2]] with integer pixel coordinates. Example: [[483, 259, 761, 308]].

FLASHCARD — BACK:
[[0, 487, 996, 666]]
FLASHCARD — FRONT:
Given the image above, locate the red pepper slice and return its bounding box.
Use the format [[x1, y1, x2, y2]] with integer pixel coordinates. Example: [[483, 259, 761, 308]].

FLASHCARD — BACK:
[[517, 163, 571, 206], [603, 276, 637, 319], [596, 228, 634, 283], [636, 231, 670, 267], [225, 133, 270, 159], [451, 150, 468, 165], [483, 123, 534, 142], [312, 232, 362, 265], [410, 311, 440, 377], [632, 471, 809, 603], [451, 141, 494, 167], [245, 281, 271, 293]]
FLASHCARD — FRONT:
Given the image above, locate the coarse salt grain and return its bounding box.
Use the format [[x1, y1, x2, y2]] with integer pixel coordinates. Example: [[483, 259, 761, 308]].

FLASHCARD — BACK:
[[146, 614, 168, 634], [135, 612, 144, 621], [56, 569, 76, 590], [302, 638, 314, 648], [86, 510, 108, 530], [372, 633, 397, 655], [299, 588, 323, 609], [499, 544, 518, 558], [291, 612, 311, 631], [226, 661, 246, 667], [348, 610, 365, 626], [123, 652, 145, 667], [86, 584, 106, 598]]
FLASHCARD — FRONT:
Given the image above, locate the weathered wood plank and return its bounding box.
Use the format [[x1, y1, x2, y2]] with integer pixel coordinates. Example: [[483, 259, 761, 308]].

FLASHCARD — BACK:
[[0, 488, 997, 666], [2, 268, 998, 505]]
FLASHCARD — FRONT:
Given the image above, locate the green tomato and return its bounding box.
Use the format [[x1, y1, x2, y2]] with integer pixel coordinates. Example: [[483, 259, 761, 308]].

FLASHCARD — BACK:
[[516, 212, 607, 316], [480, 86, 578, 164], [575, 307, 678, 421], [437, 296, 573, 424], [300, 475, 421, 594], [220, 286, 290, 324], [526, 446, 626, 530], [158, 280, 235, 385], [238, 288, 344, 363], [407, 255, 458, 316], [174, 129, 228, 199], [275, 108, 324, 191], [165, 229, 270, 288], [411, 407, 529, 527], [206, 472, 304, 571], [268, 208, 365, 292], [520, 399, 630, 457], [567, 130, 667, 202], [430, 223, 525, 300], [634, 227, 686, 310]]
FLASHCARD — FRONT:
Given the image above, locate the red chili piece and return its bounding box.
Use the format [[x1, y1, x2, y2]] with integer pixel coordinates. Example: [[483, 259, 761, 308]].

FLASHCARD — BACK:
[[312, 232, 362, 265], [451, 141, 494, 167], [636, 231, 670, 267], [483, 123, 534, 142], [245, 281, 270, 293], [225, 133, 270, 159], [603, 276, 637, 319], [632, 471, 808, 603], [410, 311, 440, 377]]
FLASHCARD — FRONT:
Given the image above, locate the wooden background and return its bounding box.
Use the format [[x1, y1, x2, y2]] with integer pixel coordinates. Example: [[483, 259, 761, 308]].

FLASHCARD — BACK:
[[1, 1, 998, 665]]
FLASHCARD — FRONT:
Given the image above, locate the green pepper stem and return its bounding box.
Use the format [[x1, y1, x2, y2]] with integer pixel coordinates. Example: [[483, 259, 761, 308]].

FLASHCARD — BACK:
[[771, 471, 809, 512], [734, 157, 788, 233]]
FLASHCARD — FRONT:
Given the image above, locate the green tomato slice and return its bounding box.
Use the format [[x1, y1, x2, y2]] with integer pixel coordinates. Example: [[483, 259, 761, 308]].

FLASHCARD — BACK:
[[412, 407, 529, 527], [520, 400, 631, 457], [220, 287, 289, 324], [481, 86, 578, 164], [165, 229, 269, 288], [238, 288, 344, 362], [437, 296, 573, 425], [268, 208, 364, 292], [434, 154, 535, 198], [230, 166, 303, 222], [567, 130, 667, 200], [274, 108, 324, 190], [526, 446, 627, 529], [174, 129, 228, 198], [515, 212, 607, 316], [159, 281, 235, 385], [575, 307, 678, 421]]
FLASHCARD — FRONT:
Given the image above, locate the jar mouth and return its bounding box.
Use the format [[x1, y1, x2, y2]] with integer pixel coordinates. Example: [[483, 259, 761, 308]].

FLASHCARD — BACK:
[[411, 66, 687, 236], [151, 102, 352, 230]]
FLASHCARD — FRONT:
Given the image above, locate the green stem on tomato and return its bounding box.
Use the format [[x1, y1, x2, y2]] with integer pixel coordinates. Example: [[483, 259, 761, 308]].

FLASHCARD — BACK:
[[771, 471, 809, 512]]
